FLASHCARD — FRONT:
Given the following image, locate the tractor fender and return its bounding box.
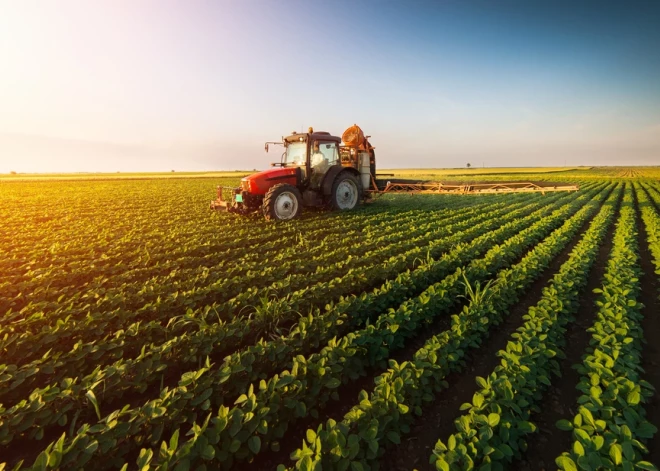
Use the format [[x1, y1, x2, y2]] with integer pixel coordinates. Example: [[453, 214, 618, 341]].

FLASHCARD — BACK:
[[321, 166, 360, 197]]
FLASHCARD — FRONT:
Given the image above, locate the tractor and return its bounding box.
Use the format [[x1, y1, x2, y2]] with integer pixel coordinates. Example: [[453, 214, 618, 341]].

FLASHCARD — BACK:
[[211, 125, 376, 221]]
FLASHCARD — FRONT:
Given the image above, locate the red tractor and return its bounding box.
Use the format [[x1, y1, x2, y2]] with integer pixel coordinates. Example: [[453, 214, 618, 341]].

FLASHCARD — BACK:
[[211, 125, 376, 221]]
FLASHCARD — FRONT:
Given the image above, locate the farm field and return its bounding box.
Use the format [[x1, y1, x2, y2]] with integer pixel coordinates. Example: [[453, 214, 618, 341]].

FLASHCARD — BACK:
[[1, 167, 659, 470]]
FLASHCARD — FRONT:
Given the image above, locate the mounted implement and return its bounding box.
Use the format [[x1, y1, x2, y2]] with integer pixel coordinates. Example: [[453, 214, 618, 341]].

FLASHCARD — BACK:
[[211, 124, 579, 221]]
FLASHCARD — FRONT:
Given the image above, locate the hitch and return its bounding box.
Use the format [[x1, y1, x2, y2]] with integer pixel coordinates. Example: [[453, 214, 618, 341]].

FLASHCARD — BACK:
[[210, 186, 239, 211]]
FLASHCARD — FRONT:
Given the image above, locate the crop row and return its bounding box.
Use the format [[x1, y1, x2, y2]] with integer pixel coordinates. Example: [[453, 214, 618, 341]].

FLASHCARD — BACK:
[[2, 188, 483, 320], [2, 189, 595, 469], [3, 194, 548, 361], [0, 191, 577, 460], [427, 184, 622, 470], [132, 185, 609, 470], [279, 183, 618, 471], [0, 187, 496, 295], [553, 186, 657, 470], [0, 196, 546, 406], [0, 198, 466, 316], [0, 192, 573, 408], [0, 196, 522, 365], [0, 198, 464, 319], [637, 184, 660, 282]]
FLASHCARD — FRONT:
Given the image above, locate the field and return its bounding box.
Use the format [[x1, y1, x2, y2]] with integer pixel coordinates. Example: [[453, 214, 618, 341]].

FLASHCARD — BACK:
[[1, 167, 659, 471]]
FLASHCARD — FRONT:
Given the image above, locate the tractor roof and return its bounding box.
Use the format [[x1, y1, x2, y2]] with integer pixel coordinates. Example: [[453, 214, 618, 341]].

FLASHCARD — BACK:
[[284, 131, 341, 144]]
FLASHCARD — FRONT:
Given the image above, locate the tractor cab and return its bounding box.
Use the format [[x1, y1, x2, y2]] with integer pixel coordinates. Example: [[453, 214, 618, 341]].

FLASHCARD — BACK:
[[275, 130, 342, 190]]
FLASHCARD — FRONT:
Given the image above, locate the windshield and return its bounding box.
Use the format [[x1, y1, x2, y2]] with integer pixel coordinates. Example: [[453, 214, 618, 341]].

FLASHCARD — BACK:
[[284, 142, 307, 166]]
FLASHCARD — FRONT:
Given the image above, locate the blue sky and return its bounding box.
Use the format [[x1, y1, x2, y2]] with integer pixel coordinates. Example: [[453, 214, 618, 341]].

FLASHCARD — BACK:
[[1, 0, 659, 172]]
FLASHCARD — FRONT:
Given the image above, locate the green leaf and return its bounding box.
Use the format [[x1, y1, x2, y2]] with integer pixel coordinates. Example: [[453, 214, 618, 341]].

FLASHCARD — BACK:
[[169, 429, 180, 450], [488, 413, 500, 427], [351, 462, 365, 471], [609, 444, 622, 465], [635, 462, 659, 471], [448, 435, 456, 451], [326, 378, 341, 388], [137, 448, 153, 469], [435, 459, 450, 471], [628, 390, 641, 406], [556, 455, 578, 471], [473, 392, 484, 408], [86, 390, 102, 421], [201, 445, 215, 461], [580, 407, 595, 426], [556, 420, 573, 431], [637, 421, 658, 439], [300, 456, 314, 471], [457, 416, 470, 433], [33, 451, 49, 471], [173, 460, 190, 471], [84, 440, 99, 455], [368, 439, 378, 455], [593, 435, 605, 451], [573, 441, 585, 457], [277, 375, 295, 389], [248, 436, 261, 454], [229, 439, 241, 453], [386, 431, 400, 444], [499, 444, 513, 457], [234, 394, 248, 405]]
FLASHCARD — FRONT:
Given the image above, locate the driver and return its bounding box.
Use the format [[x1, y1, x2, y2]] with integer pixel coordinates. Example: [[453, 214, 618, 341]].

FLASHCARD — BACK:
[[310, 141, 328, 187], [311, 141, 325, 168]]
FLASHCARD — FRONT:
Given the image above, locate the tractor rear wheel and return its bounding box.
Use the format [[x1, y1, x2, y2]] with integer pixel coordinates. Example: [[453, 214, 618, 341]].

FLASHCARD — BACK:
[[330, 172, 362, 211], [263, 184, 302, 221]]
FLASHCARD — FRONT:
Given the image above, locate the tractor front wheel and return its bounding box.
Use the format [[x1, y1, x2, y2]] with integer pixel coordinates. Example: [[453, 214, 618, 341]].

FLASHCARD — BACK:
[[263, 184, 302, 221], [330, 172, 362, 211]]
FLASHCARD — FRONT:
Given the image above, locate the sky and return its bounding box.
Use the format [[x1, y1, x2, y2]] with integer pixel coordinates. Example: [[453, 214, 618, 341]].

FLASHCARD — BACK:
[[1, 0, 659, 173]]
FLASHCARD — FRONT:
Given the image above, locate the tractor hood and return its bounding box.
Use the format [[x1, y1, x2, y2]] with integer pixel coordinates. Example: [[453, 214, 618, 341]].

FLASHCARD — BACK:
[[241, 167, 299, 195]]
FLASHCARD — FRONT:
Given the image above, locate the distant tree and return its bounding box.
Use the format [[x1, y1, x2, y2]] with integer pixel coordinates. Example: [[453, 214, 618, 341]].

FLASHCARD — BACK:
[[466, 163, 471, 168], [10, 171, 17, 175], [171, 170, 175, 172]]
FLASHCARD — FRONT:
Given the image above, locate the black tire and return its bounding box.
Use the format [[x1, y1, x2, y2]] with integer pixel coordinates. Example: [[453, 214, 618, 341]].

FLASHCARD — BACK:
[[330, 172, 362, 211], [263, 184, 303, 221]]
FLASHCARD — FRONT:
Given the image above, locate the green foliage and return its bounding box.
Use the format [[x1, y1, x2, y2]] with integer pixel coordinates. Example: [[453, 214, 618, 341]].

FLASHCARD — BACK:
[[554, 184, 658, 470], [3, 176, 659, 471], [428, 184, 621, 470], [285, 185, 616, 470]]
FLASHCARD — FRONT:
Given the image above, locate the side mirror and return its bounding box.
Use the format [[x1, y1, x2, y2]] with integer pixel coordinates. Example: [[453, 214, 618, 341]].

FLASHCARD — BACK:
[[265, 143, 269, 153]]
